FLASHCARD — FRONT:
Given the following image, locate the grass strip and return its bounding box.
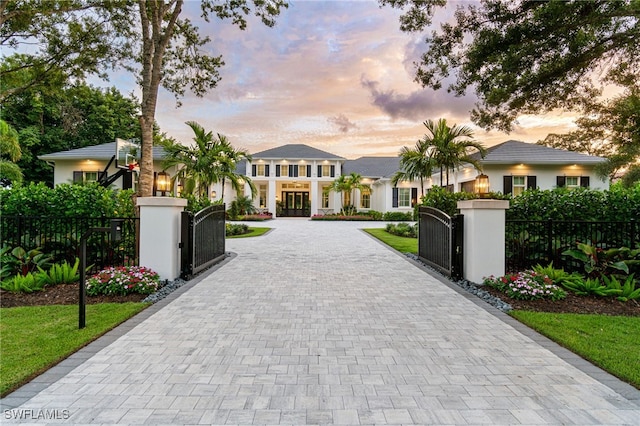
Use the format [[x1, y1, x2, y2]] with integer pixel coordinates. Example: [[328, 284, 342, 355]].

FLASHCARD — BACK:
[[0, 302, 148, 396], [510, 311, 640, 389], [363, 228, 418, 254], [227, 227, 271, 238]]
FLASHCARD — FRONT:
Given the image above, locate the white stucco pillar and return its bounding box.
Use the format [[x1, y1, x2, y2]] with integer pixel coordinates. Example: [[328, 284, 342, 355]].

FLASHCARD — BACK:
[[268, 180, 277, 217], [137, 197, 187, 281], [457, 199, 510, 284], [310, 181, 318, 216]]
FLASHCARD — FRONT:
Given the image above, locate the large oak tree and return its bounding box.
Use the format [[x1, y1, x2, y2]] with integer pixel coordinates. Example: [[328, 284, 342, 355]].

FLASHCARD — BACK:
[[2, 0, 287, 196], [380, 0, 640, 131]]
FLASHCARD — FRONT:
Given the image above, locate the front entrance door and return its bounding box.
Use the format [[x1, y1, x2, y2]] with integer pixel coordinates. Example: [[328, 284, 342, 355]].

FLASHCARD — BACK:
[[280, 191, 310, 217]]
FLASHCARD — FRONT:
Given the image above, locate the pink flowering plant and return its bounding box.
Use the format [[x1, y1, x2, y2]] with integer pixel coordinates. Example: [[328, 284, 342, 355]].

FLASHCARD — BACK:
[[86, 266, 161, 296], [483, 270, 566, 301]]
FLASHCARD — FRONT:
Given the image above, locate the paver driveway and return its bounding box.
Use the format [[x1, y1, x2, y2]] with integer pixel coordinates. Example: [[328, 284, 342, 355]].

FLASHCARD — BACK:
[[2, 219, 639, 425]]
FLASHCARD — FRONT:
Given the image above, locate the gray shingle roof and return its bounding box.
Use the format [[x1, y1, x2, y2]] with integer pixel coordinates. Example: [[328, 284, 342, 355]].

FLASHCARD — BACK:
[[343, 157, 401, 178], [252, 144, 345, 160], [38, 142, 167, 161], [470, 140, 605, 164]]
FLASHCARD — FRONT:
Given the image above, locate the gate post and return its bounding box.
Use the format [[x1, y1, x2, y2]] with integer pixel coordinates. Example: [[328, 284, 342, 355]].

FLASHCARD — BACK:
[[457, 199, 510, 284], [137, 197, 188, 281]]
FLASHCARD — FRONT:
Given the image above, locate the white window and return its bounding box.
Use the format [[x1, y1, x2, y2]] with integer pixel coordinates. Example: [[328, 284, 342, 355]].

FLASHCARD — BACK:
[[322, 165, 331, 177], [299, 165, 307, 177], [513, 176, 526, 196], [398, 188, 411, 207], [256, 164, 266, 177], [73, 171, 101, 184], [280, 164, 289, 177], [566, 176, 580, 189]]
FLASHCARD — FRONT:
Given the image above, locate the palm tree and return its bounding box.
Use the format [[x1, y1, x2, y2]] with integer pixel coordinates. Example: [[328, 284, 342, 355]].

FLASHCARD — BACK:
[[391, 139, 435, 196], [325, 172, 371, 215], [422, 119, 487, 188], [161, 121, 256, 201]]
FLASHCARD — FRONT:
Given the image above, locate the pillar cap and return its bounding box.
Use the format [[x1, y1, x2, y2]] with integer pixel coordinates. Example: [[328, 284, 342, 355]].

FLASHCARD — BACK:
[[137, 196, 188, 207], [457, 199, 509, 210]]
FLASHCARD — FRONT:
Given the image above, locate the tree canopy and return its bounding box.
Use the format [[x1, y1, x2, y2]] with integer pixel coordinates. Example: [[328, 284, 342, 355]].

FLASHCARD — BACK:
[[381, 0, 640, 132], [2, 0, 288, 196]]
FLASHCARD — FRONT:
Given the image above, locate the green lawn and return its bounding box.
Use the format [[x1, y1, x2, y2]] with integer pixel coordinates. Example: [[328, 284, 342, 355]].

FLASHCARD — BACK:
[[227, 227, 271, 238], [0, 303, 148, 396], [510, 311, 640, 389], [363, 228, 418, 254]]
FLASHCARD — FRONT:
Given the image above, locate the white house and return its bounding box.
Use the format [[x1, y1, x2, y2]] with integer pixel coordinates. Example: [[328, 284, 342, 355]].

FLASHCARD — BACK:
[[40, 140, 608, 217], [432, 140, 609, 195]]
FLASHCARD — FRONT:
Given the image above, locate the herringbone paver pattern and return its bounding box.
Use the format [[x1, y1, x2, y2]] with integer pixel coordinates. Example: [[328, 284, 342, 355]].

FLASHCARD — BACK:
[[2, 219, 639, 425]]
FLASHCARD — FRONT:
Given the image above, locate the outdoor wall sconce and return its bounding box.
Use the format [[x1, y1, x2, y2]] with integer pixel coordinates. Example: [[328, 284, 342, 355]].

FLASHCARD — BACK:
[[155, 171, 171, 195], [474, 173, 490, 198], [211, 190, 217, 199]]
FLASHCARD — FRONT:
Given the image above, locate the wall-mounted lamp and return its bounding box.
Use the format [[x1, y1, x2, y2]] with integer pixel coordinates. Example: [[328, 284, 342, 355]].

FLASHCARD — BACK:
[[211, 190, 217, 199], [474, 173, 490, 198], [154, 171, 171, 196]]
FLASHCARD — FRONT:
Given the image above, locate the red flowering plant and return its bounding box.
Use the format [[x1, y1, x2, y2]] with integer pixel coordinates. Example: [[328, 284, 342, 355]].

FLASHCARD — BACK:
[[483, 270, 566, 301], [86, 266, 161, 296]]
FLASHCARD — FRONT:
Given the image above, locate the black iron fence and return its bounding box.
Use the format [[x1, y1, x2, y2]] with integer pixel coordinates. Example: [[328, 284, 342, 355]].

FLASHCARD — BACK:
[[180, 204, 226, 279], [418, 206, 464, 279], [1, 215, 139, 274], [505, 219, 637, 272]]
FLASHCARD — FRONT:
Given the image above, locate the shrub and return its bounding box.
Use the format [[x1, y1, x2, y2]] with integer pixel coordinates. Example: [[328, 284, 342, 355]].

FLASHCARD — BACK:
[[237, 213, 272, 221], [310, 214, 376, 221], [86, 266, 161, 296], [385, 222, 417, 238], [0, 182, 135, 218], [484, 271, 567, 301], [226, 223, 250, 236], [359, 210, 383, 220], [383, 211, 414, 221], [228, 196, 256, 219]]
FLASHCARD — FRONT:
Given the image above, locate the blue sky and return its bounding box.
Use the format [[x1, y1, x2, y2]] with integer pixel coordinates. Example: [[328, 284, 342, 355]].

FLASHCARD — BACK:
[[108, 0, 578, 158]]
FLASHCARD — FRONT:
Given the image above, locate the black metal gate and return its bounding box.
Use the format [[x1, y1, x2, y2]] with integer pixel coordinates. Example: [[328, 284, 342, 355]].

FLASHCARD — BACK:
[[180, 204, 226, 279], [418, 206, 464, 279]]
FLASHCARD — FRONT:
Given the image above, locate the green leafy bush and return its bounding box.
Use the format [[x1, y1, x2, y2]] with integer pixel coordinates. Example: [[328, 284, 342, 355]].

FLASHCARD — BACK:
[[37, 259, 82, 285], [86, 266, 160, 296], [0, 182, 135, 217], [226, 223, 249, 236], [385, 222, 417, 238], [383, 211, 414, 221], [483, 271, 567, 301], [507, 185, 640, 221], [1, 273, 46, 293], [228, 196, 256, 220], [359, 210, 383, 220]]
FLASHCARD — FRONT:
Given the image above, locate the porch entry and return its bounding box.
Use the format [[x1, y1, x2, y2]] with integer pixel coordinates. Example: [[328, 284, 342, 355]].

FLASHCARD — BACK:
[[280, 191, 310, 217]]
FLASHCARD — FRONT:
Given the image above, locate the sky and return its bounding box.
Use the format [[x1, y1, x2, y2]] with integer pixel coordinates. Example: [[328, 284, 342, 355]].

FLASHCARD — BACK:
[[108, 0, 579, 159]]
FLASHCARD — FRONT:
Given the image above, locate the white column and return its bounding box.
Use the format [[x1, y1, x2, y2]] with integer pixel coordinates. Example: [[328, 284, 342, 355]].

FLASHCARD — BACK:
[[310, 181, 318, 216], [268, 180, 277, 217], [457, 199, 510, 284], [137, 197, 187, 281]]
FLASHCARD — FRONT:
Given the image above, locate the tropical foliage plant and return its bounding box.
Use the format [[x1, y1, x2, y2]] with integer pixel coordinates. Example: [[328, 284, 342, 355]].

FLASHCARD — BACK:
[[0, 273, 46, 293], [37, 258, 82, 286], [562, 242, 639, 279], [161, 122, 255, 202], [385, 222, 417, 238], [325, 173, 371, 215]]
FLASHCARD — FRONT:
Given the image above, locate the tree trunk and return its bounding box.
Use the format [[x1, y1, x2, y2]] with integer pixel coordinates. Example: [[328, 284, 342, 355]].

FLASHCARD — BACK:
[[136, 0, 182, 197]]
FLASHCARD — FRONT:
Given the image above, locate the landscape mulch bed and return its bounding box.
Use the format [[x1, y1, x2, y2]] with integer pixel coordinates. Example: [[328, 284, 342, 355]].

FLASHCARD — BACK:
[[482, 286, 640, 317], [0, 284, 147, 308], [1, 283, 639, 317]]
